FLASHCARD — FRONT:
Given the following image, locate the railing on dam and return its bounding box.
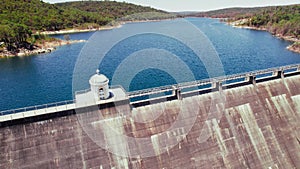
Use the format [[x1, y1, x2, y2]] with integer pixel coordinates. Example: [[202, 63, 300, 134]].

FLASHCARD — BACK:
[[0, 100, 75, 117], [127, 64, 300, 99], [0, 63, 300, 118]]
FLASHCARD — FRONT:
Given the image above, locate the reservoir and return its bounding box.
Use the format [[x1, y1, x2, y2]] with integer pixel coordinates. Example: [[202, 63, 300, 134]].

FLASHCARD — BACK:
[[0, 18, 299, 111]]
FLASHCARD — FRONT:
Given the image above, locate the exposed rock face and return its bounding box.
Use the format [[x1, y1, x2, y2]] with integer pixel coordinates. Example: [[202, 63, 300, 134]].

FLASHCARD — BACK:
[[1, 75, 300, 169]]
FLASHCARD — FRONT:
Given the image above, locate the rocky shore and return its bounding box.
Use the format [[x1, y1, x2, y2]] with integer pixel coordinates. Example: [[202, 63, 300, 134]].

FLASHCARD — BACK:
[[228, 20, 300, 54], [39, 25, 122, 35], [287, 43, 300, 53], [0, 39, 86, 58], [38, 19, 166, 35]]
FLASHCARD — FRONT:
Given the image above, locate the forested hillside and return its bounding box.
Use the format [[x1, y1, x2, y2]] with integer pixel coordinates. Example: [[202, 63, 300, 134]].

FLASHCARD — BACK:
[[238, 5, 300, 38], [184, 4, 300, 53], [57, 1, 169, 20], [186, 4, 300, 39], [183, 7, 264, 19], [0, 0, 173, 50], [238, 5, 300, 53]]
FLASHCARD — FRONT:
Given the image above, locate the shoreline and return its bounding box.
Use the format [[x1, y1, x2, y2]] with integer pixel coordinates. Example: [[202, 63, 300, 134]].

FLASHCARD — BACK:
[[39, 25, 122, 35], [0, 19, 173, 58], [39, 19, 174, 35], [0, 39, 86, 58], [228, 20, 300, 54]]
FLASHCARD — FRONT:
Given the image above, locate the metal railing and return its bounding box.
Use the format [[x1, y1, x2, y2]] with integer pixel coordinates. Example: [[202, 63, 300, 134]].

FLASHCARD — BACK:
[[110, 85, 128, 93], [0, 100, 75, 116], [127, 63, 300, 97], [127, 85, 174, 98]]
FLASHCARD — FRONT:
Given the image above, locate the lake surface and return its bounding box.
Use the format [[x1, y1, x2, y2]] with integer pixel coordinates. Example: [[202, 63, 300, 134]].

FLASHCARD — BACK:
[[0, 18, 299, 111]]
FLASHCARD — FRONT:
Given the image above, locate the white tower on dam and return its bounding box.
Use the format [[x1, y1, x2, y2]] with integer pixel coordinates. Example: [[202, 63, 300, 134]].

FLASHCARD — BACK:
[[89, 69, 110, 101], [75, 69, 127, 107]]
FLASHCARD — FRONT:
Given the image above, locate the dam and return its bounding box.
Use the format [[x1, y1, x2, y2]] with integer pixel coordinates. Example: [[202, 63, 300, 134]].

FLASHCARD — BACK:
[[1, 64, 300, 168]]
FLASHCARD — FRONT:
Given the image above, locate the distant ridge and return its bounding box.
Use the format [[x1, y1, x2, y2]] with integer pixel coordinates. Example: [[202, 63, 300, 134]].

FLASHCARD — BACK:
[[180, 4, 300, 53], [180, 7, 266, 18], [180, 4, 299, 19]]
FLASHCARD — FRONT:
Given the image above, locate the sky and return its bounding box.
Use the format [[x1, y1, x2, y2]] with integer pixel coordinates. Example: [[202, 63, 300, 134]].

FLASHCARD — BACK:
[[44, 0, 300, 12]]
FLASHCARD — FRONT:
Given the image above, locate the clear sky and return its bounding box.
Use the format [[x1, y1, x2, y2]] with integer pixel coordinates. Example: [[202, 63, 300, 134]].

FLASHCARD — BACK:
[[43, 0, 300, 12]]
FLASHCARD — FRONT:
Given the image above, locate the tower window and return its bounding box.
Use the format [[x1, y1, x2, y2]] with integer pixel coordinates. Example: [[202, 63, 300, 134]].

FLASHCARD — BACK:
[[99, 88, 105, 99]]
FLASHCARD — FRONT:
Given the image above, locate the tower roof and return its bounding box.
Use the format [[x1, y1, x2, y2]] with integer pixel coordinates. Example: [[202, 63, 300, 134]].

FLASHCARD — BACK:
[[89, 69, 109, 85]]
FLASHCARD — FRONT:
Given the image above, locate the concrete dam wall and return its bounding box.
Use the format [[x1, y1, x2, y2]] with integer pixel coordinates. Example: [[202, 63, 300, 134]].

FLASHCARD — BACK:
[[1, 73, 300, 168]]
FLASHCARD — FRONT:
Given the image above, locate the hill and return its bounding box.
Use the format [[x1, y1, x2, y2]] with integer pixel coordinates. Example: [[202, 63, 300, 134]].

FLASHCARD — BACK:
[[0, 0, 174, 54], [229, 5, 300, 53], [232, 5, 300, 38], [0, 0, 172, 32], [183, 4, 300, 53], [56, 1, 171, 21], [186, 5, 300, 39], [182, 7, 265, 19]]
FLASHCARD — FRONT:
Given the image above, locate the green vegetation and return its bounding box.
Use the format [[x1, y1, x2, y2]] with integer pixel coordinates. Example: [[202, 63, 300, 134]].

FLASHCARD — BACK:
[[57, 1, 170, 20], [186, 4, 300, 39], [0, 0, 173, 51], [182, 7, 264, 19], [181, 4, 300, 53], [241, 5, 300, 38]]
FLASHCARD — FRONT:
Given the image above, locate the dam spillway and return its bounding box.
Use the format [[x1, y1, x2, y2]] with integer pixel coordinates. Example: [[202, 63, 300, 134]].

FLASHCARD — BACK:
[[1, 65, 300, 168]]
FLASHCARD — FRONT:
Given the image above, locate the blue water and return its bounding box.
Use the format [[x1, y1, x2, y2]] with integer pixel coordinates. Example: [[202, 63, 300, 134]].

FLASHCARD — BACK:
[[0, 18, 299, 111]]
